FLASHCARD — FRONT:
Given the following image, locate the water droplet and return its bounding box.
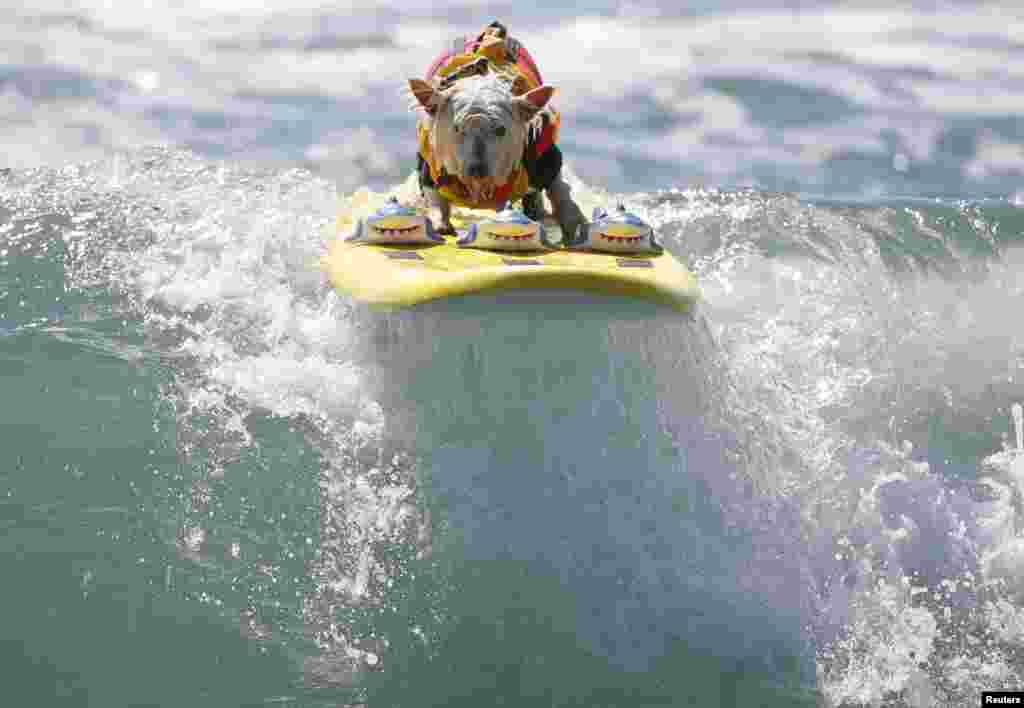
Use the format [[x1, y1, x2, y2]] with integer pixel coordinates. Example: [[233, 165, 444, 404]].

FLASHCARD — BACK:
[[1012, 403, 1023, 451]]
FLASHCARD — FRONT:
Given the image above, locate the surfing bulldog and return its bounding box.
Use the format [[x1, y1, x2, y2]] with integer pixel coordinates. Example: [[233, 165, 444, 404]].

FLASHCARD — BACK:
[[408, 21, 586, 243]]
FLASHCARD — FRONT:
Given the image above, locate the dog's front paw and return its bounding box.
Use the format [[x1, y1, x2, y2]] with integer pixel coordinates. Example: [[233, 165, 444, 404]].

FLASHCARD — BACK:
[[522, 192, 544, 222], [557, 208, 586, 247], [436, 222, 457, 236]]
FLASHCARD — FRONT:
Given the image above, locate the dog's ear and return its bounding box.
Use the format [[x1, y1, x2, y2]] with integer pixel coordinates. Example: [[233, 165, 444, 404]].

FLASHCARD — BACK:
[[513, 85, 556, 122], [408, 78, 444, 114]]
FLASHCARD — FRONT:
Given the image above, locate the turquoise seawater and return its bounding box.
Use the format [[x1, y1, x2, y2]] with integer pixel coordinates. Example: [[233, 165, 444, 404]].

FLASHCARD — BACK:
[[4, 150, 1024, 707], [0, 154, 814, 706], [1, 174, 322, 706]]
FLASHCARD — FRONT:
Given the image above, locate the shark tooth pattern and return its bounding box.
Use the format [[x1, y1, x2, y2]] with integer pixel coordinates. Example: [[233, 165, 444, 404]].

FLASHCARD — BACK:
[[371, 224, 423, 238], [599, 233, 644, 243], [487, 232, 535, 241]]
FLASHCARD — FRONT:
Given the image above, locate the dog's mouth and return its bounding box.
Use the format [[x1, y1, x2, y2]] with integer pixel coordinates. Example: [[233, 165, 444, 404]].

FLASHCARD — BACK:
[[463, 173, 499, 185], [462, 175, 500, 201]]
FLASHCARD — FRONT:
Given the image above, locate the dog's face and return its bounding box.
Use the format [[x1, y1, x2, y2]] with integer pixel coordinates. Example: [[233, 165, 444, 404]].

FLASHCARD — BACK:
[[410, 75, 555, 192]]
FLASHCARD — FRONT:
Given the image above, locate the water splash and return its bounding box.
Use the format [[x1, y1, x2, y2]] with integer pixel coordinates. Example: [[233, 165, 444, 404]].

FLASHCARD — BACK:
[[1013, 402, 1022, 453], [10, 149, 1024, 705]]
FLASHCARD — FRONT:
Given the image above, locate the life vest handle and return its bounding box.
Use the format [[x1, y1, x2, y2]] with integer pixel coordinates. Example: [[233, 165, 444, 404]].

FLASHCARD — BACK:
[[425, 31, 543, 88]]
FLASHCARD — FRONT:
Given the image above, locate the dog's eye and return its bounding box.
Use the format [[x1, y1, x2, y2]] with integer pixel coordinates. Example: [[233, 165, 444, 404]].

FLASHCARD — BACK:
[[495, 125, 507, 138]]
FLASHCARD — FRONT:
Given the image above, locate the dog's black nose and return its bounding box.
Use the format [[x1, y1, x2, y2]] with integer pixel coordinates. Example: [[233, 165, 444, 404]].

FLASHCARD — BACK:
[[466, 163, 488, 178]]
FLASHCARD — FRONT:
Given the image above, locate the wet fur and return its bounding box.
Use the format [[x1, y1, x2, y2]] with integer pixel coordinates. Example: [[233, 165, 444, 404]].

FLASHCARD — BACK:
[[408, 72, 585, 241]]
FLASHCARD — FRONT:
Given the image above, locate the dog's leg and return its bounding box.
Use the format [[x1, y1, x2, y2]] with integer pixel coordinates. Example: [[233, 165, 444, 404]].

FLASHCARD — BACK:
[[423, 186, 456, 236], [521, 189, 544, 222], [544, 174, 586, 246]]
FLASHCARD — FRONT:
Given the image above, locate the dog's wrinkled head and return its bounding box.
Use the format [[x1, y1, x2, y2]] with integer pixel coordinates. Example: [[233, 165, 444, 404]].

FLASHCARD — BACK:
[[410, 73, 555, 195]]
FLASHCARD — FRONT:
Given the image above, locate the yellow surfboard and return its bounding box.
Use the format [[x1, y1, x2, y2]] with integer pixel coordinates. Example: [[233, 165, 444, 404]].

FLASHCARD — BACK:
[[321, 192, 700, 312]]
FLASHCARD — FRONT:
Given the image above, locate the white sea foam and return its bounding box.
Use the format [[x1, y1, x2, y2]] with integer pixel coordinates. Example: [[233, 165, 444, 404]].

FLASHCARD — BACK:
[[651, 190, 1024, 702]]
